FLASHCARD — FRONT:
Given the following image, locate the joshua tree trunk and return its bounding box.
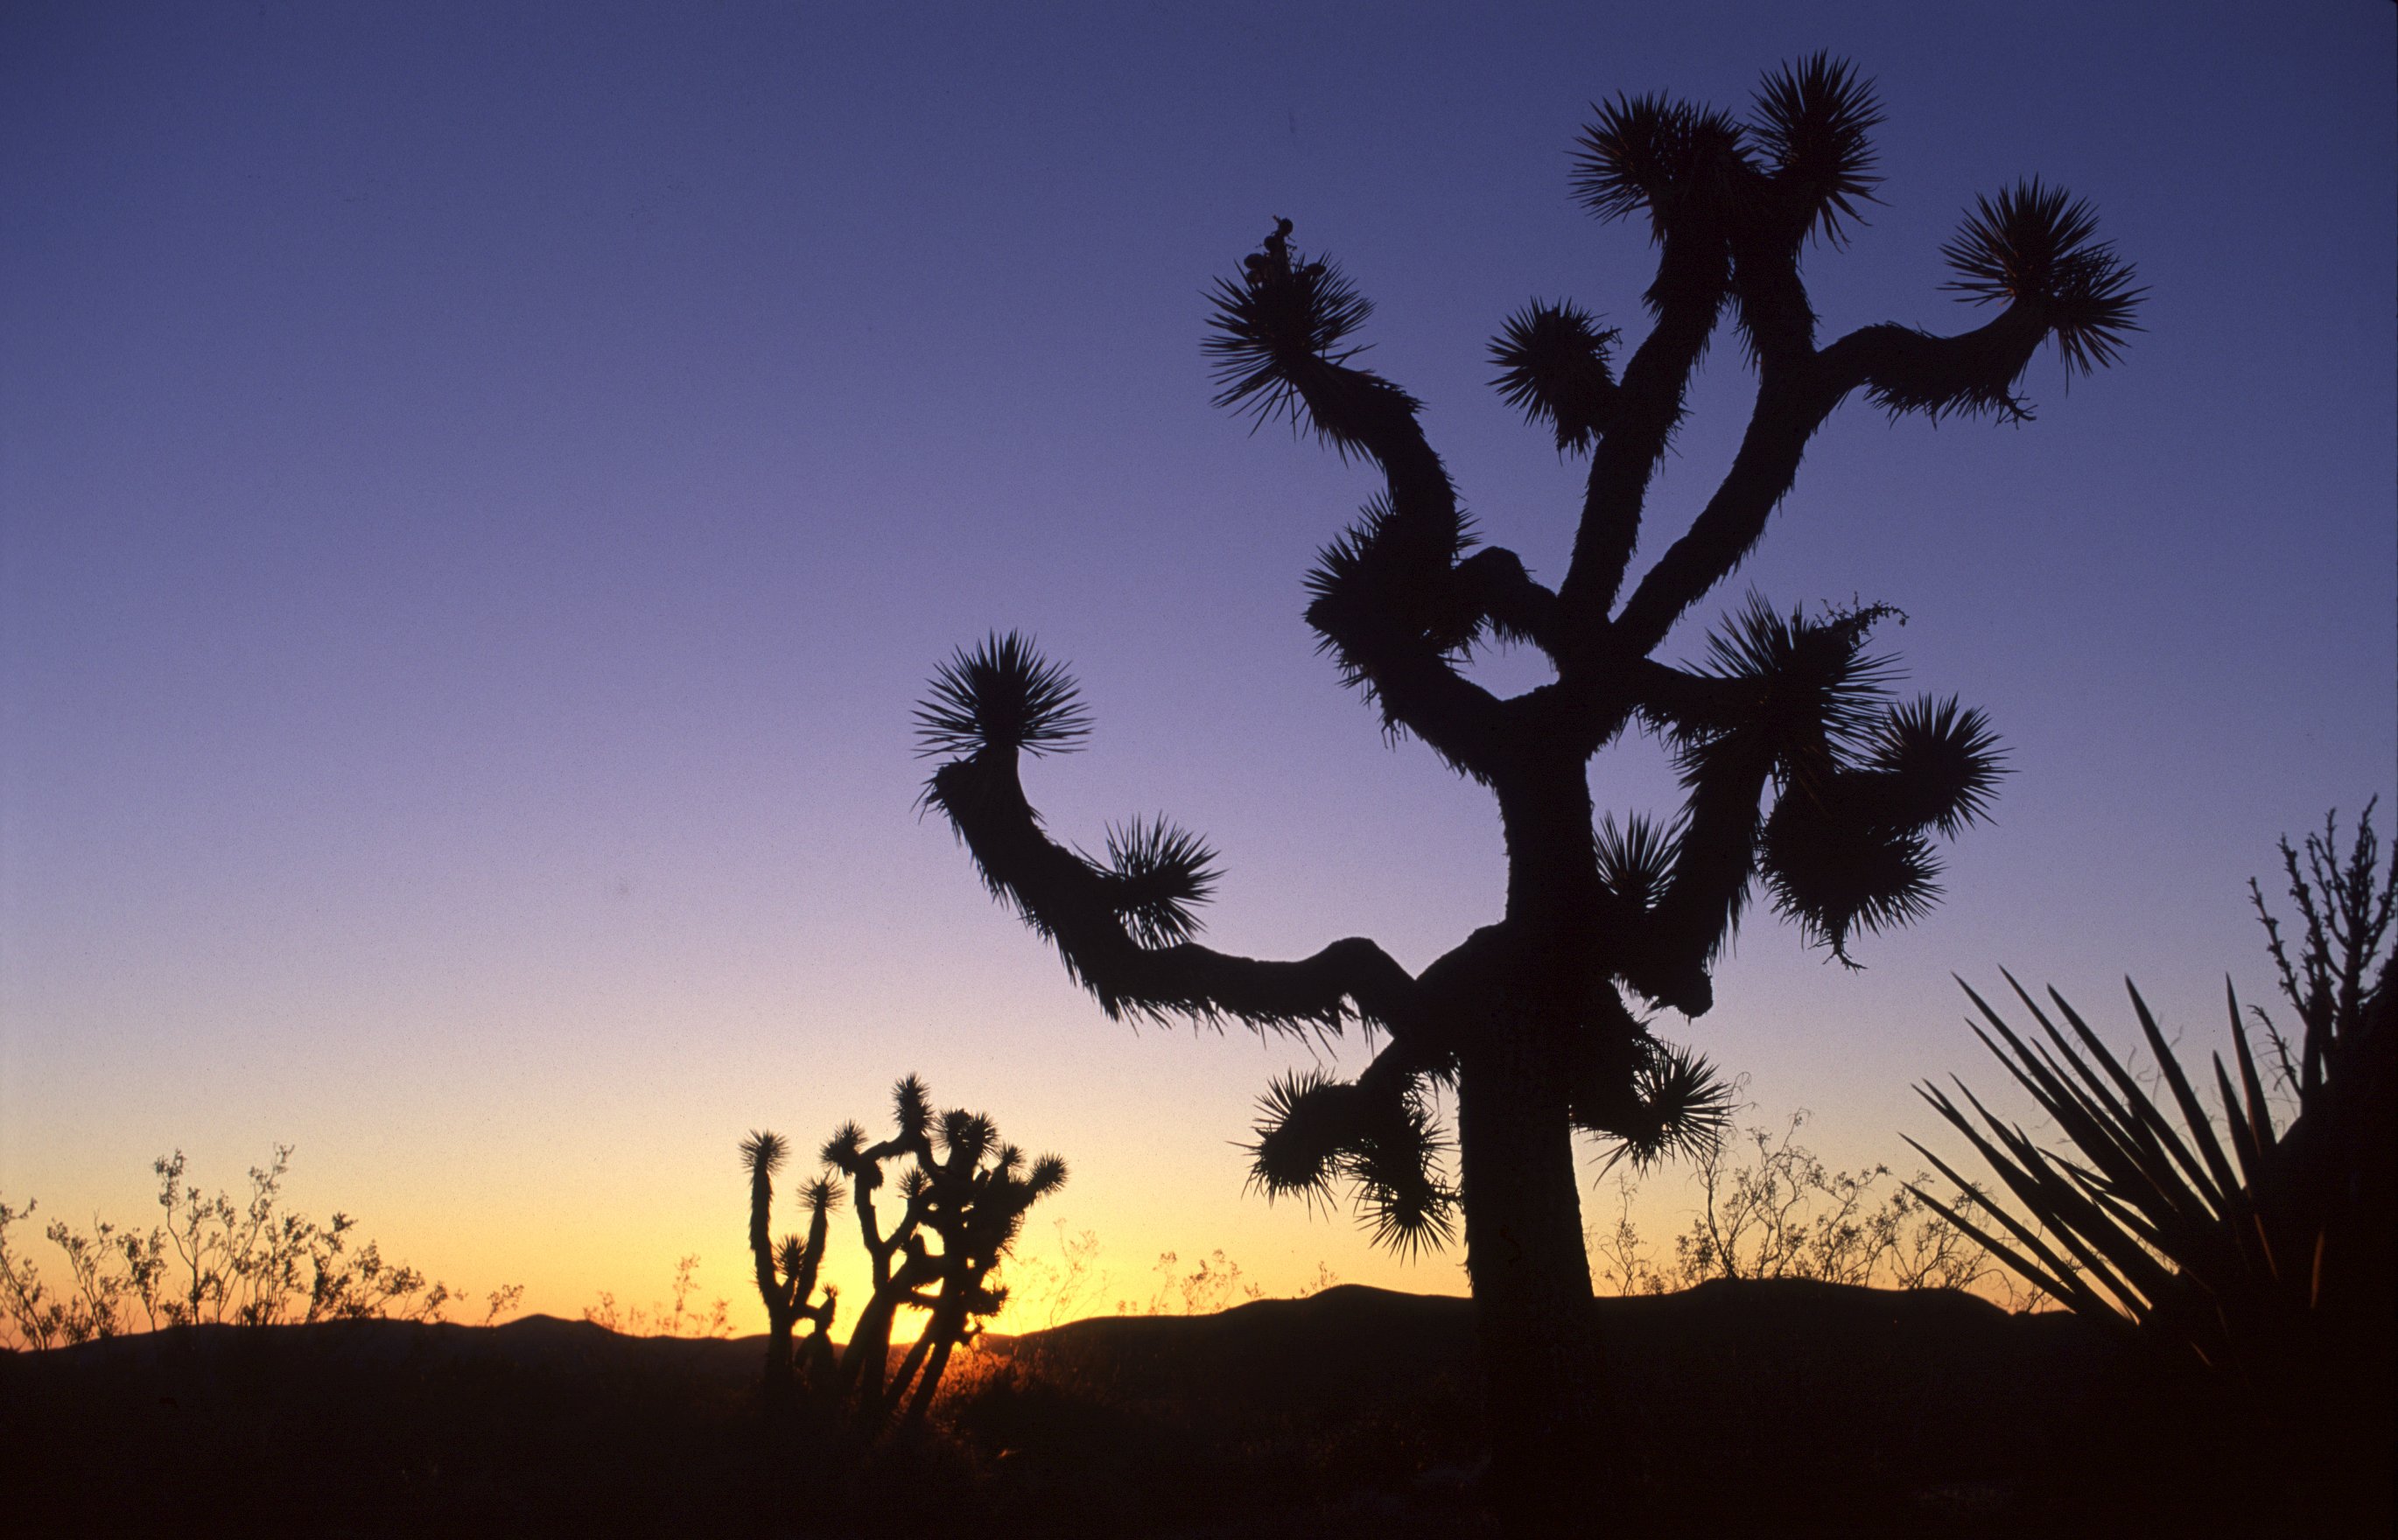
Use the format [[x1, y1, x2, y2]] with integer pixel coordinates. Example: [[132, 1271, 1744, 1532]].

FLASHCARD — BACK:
[[920, 56, 2135, 1536], [1456, 1015, 1608, 1526]]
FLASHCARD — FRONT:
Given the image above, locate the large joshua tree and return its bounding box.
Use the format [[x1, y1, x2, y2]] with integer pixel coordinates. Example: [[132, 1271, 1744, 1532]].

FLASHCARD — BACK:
[[919, 57, 2136, 1527]]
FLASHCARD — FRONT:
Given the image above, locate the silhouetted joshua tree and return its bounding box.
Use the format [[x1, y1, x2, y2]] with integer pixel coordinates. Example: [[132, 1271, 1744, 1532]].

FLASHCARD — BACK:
[[740, 1130, 841, 1393], [919, 56, 2136, 1529], [818, 1076, 1066, 1432]]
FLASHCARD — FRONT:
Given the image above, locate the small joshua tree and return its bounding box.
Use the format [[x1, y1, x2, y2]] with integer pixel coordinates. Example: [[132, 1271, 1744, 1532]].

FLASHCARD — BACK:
[[811, 1076, 1066, 1432], [921, 57, 2135, 1528], [740, 1130, 841, 1390]]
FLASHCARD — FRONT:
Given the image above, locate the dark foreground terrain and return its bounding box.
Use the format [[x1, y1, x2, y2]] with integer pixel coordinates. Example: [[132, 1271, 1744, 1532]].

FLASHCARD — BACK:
[[0, 1281, 2358, 1537]]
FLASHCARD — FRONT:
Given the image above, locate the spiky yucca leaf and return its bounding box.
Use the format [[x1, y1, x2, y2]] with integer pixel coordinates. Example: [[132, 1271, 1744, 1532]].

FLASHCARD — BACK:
[[1596, 1039, 1735, 1173], [1203, 219, 1380, 431], [915, 633, 1092, 760], [1760, 791, 1940, 961], [1747, 53, 1882, 245], [1690, 595, 1899, 756], [1863, 696, 2004, 836], [1349, 1089, 1459, 1257], [1098, 816, 1220, 948], [1596, 813, 1679, 913], [740, 1129, 789, 1177], [801, 1175, 842, 1215], [1245, 1069, 1356, 1205], [1940, 179, 2144, 374], [1906, 974, 2331, 1371], [936, 1109, 995, 1166], [1572, 94, 1751, 237], [1026, 1153, 1069, 1198], [891, 1075, 932, 1140], [1489, 299, 1619, 452], [821, 1121, 868, 1171]]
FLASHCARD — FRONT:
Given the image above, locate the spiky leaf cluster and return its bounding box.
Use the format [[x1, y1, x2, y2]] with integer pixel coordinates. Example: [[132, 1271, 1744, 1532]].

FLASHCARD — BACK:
[[1747, 53, 1883, 245], [1940, 178, 2144, 374], [1662, 601, 2005, 963], [1097, 816, 1220, 948], [1572, 94, 1749, 238], [1303, 496, 1487, 752], [1490, 300, 1619, 452], [1596, 813, 1678, 914], [1595, 1040, 1735, 1173], [915, 632, 1092, 760], [1244, 1069, 1457, 1256], [1203, 218, 1382, 434], [740, 1129, 789, 1177]]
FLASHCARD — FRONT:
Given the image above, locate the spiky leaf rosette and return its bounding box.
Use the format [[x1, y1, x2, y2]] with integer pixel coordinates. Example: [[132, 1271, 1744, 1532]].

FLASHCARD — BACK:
[[1203, 219, 1386, 436], [915, 632, 1091, 760], [1596, 1040, 1735, 1173], [1760, 786, 1940, 962], [937, 1110, 995, 1166], [1245, 1069, 1357, 1205], [1097, 816, 1220, 948], [1572, 94, 1752, 239], [740, 1129, 789, 1177], [821, 1121, 868, 1172], [1244, 1071, 1457, 1254], [1303, 497, 1489, 756], [1941, 179, 2143, 374], [1677, 597, 1899, 780], [800, 1175, 842, 1215], [1862, 696, 2004, 836], [1747, 53, 1882, 246], [1348, 1088, 1458, 1256], [891, 1075, 932, 1140], [1490, 300, 1619, 452], [1025, 1153, 1069, 1199], [1596, 813, 1679, 914]]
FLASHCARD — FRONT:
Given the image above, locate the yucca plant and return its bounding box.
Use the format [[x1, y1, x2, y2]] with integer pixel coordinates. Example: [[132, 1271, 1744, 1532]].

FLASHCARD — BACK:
[[814, 1076, 1067, 1434], [921, 57, 2135, 1530], [739, 1130, 841, 1391], [1910, 808, 2393, 1522]]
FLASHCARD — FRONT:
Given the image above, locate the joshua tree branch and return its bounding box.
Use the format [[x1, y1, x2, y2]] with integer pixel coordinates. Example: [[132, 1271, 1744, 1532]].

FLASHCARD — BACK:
[[1557, 251, 1729, 653], [1815, 304, 2045, 423], [1609, 367, 1827, 656], [927, 752, 1431, 1043], [1455, 547, 1564, 659]]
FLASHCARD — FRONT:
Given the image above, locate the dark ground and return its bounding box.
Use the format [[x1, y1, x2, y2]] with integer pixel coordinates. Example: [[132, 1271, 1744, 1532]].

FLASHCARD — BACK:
[[2, 1281, 2373, 1537]]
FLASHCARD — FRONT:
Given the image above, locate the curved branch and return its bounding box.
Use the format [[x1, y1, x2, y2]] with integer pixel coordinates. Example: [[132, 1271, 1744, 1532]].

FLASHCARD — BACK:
[[1455, 547, 1563, 659], [924, 751, 1428, 1042], [1817, 304, 2047, 424]]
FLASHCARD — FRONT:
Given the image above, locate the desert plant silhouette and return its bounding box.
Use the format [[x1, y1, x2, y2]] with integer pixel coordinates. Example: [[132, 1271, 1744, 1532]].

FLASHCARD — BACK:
[[918, 56, 2136, 1530], [740, 1130, 841, 1393], [1911, 807, 2394, 1528], [753, 1076, 1067, 1434]]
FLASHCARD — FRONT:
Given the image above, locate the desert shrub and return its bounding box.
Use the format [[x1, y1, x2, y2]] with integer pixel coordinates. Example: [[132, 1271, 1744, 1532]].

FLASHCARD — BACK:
[[582, 1253, 733, 1339], [994, 1222, 1340, 1330], [0, 1145, 495, 1349], [1910, 806, 2394, 1531], [1588, 1102, 2003, 1300]]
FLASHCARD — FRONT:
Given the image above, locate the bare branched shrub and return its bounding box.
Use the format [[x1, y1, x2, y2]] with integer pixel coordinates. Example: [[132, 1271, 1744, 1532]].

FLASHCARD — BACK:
[[582, 1254, 733, 1339], [1, 1146, 498, 1349], [1588, 1105, 2001, 1299]]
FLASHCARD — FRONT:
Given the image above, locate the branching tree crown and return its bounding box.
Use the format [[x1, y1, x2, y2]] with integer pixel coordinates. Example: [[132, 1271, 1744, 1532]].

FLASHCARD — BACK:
[[921, 57, 2134, 1242], [915, 57, 2136, 1526]]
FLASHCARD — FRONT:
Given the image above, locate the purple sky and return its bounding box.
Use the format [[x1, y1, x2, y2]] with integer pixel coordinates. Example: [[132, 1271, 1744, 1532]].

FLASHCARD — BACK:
[[4, 2, 2392, 1323]]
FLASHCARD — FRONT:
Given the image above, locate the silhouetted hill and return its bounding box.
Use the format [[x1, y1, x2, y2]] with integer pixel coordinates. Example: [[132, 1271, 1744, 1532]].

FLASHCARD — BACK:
[[0, 1282, 2213, 1537]]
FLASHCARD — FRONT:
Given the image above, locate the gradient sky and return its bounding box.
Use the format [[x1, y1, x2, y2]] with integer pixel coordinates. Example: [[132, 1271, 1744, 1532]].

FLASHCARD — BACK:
[[4, 2, 2392, 1333]]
